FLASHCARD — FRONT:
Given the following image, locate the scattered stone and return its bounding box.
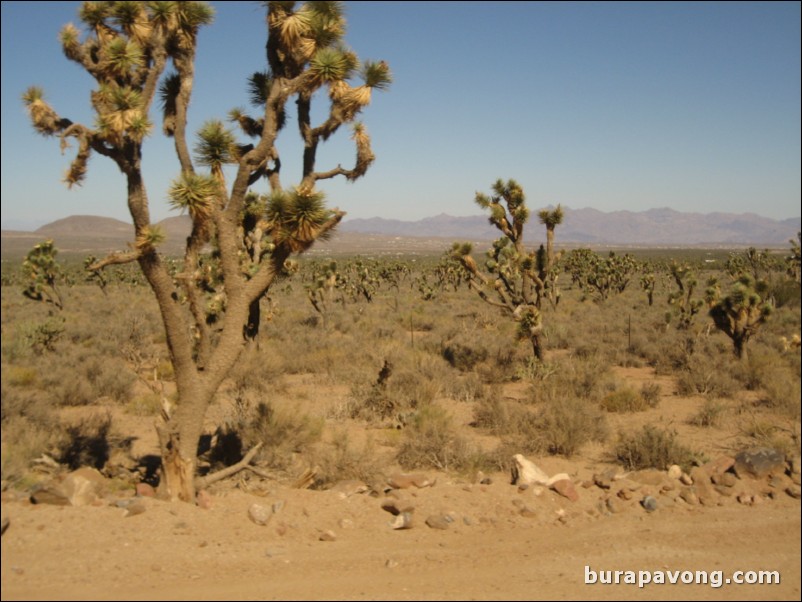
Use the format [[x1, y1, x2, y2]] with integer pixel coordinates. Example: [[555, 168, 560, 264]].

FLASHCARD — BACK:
[[264, 547, 286, 558], [425, 514, 452, 530], [385, 559, 399, 569], [678, 487, 699, 505], [605, 498, 622, 514], [667, 465, 683, 480], [463, 515, 474, 526], [737, 493, 756, 506], [480, 476, 493, 485], [196, 489, 213, 510], [680, 473, 694, 486], [30, 486, 70, 506], [248, 503, 273, 526], [593, 473, 612, 490], [124, 500, 147, 517], [702, 455, 736, 477], [550, 479, 579, 502], [714, 485, 735, 497], [711, 472, 737, 488], [689, 467, 717, 506], [387, 473, 435, 489], [318, 529, 337, 542], [62, 467, 107, 506], [390, 511, 413, 530], [786, 485, 801, 500], [630, 469, 666, 486], [734, 448, 786, 480], [338, 518, 355, 529], [641, 496, 658, 512], [271, 500, 285, 514], [511, 454, 551, 486], [136, 483, 156, 498], [329, 480, 369, 499], [1, 516, 9, 537], [617, 488, 633, 501]]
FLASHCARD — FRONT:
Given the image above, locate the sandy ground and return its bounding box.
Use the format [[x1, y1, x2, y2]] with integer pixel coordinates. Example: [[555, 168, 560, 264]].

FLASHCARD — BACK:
[[2, 369, 800, 601], [2, 465, 800, 601]]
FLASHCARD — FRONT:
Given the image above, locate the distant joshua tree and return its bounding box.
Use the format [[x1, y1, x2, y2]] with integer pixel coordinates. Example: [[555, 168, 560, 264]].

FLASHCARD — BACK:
[[23, 1, 391, 502], [452, 179, 561, 361]]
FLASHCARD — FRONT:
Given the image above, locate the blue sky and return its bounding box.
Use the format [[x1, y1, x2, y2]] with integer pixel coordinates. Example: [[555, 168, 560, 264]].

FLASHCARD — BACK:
[[1, 1, 800, 231]]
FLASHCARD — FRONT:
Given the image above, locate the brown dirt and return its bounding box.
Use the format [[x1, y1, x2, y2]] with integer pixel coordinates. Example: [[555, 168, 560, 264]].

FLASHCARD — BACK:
[[2, 368, 800, 601]]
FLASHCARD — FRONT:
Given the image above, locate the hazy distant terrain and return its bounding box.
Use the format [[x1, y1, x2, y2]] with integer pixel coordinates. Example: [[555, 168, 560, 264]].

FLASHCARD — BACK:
[[2, 208, 799, 260]]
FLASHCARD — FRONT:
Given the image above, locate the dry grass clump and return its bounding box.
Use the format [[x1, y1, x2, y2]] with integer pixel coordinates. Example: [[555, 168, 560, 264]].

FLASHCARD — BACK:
[[396, 404, 488, 473], [688, 399, 727, 428], [614, 424, 699, 472], [600, 383, 660, 413], [475, 395, 608, 459]]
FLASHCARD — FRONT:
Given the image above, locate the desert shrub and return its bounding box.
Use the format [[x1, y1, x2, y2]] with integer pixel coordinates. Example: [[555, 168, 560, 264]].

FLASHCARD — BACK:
[[614, 424, 698, 472], [600, 387, 650, 413], [125, 392, 163, 417], [57, 411, 113, 470], [396, 404, 485, 472], [760, 370, 801, 420], [688, 399, 727, 427], [675, 353, 740, 398], [349, 363, 440, 424], [442, 341, 488, 371], [241, 401, 323, 470], [528, 354, 615, 405], [640, 382, 662, 408], [3, 365, 39, 387], [532, 397, 609, 457], [442, 372, 487, 403], [312, 430, 383, 488]]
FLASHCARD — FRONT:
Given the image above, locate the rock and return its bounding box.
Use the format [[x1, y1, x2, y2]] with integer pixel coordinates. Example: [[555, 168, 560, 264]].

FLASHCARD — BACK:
[[390, 511, 413, 530], [790, 456, 801, 478], [329, 480, 369, 499], [641, 496, 658, 512], [630, 469, 667, 486], [387, 473, 435, 489], [385, 559, 399, 568], [136, 483, 156, 498], [1, 516, 9, 537], [737, 493, 755, 505], [248, 503, 273, 526], [712, 472, 737, 488], [196, 490, 213, 509], [550, 479, 579, 502], [678, 487, 699, 505], [381, 500, 414, 516], [124, 500, 147, 517], [689, 467, 717, 506], [702, 455, 736, 477], [786, 485, 801, 500], [667, 465, 682, 480], [425, 514, 452, 530], [61, 468, 106, 506], [30, 486, 70, 506], [511, 454, 551, 486], [338, 518, 355, 529], [593, 472, 613, 490], [318, 529, 337, 542], [733, 448, 786, 480], [680, 473, 694, 486], [605, 498, 622, 514]]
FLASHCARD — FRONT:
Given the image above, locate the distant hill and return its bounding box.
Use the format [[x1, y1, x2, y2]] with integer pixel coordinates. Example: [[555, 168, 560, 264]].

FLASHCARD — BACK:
[[2, 208, 799, 260], [341, 208, 801, 246]]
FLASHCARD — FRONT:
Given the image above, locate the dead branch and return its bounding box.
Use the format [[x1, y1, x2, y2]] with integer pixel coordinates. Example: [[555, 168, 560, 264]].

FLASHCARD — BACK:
[[194, 442, 263, 490]]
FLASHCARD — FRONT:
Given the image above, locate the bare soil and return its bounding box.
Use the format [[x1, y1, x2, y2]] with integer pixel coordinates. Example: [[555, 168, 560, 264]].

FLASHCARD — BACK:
[[2, 368, 800, 601]]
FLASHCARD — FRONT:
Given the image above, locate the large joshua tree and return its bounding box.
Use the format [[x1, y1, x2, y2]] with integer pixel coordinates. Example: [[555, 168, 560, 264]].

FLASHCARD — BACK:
[[23, 1, 391, 502]]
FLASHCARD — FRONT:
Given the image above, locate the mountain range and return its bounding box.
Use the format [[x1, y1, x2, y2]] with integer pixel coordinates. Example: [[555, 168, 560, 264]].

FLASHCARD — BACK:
[[1, 208, 799, 259], [341, 207, 799, 246]]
